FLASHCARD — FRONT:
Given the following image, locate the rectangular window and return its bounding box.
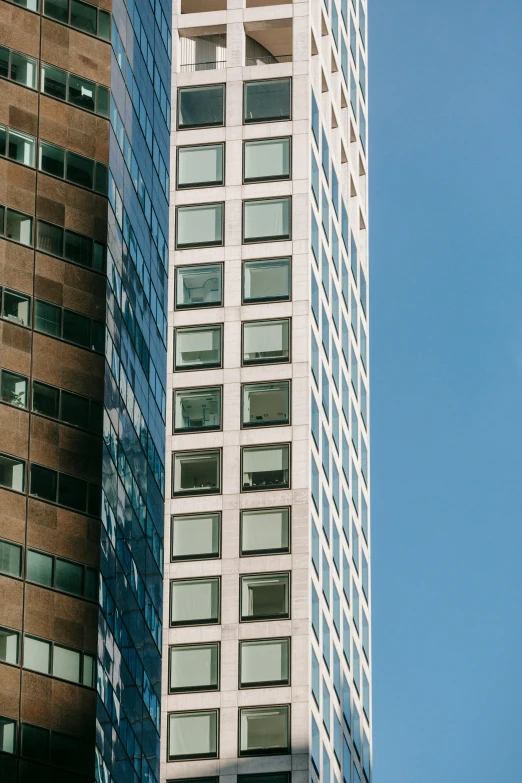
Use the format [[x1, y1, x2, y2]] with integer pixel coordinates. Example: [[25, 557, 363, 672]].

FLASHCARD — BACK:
[[243, 197, 290, 243], [0, 716, 16, 755], [70, 0, 97, 36], [10, 51, 37, 89], [174, 387, 221, 433], [243, 257, 290, 303], [170, 577, 220, 626], [241, 444, 290, 491], [26, 550, 53, 586], [52, 644, 81, 684], [178, 85, 224, 129], [175, 264, 223, 308], [169, 643, 219, 692], [240, 507, 290, 555], [32, 382, 59, 419], [54, 559, 83, 596], [36, 220, 64, 257], [176, 203, 223, 249], [0, 453, 25, 492], [39, 141, 65, 178], [240, 638, 289, 687], [241, 573, 289, 621], [172, 449, 221, 496], [8, 129, 35, 167], [177, 143, 224, 188], [242, 319, 290, 365], [41, 63, 67, 100], [0, 370, 28, 408], [242, 381, 289, 428], [68, 74, 95, 112], [239, 705, 289, 755], [0, 626, 19, 664], [244, 78, 291, 123], [171, 512, 220, 560], [34, 300, 61, 337], [5, 209, 33, 246], [244, 137, 290, 182], [168, 710, 218, 760], [174, 324, 222, 370], [23, 636, 51, 675]]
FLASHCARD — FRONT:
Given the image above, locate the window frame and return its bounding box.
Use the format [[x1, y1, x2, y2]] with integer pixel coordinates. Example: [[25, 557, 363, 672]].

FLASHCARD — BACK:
[[0, 625, 20, 666], [174, 262, 224, 310], [176, 142, 225, 189], [241, 256, 292, 305], [239, 506, 291, 557], [168, 642, 220, 694], [243, 77, 292, 124], [243, 136, 292, 184], [0, 452, 26, 493], [175, 202, 225, 250], [177, 83, 226, 131], [25, 547, 98, 601], [241, 379, 291, 430], [169, 576, 221, 628], [168, 708, 220, 761], [242, 196, 292, 244], [171, 448, 222, 497], [238, 704, 291, 757], [239, 571, 291, 622], [173, 385, 223, 434], [240, 442, 291, 493], [239, 637, 291, 689], [174, 323, 223, 372], [171, 510, 221, 561], [241, 317, 291, 367]]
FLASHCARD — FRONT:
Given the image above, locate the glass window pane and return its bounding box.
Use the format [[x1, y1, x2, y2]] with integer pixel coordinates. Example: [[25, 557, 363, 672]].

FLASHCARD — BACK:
[[68, 74, 95, 112], [244, 78, 291, 123], [94, 162, 108, 195], [244, 138, 290, 182], [32, 381, 60, 419], [98, 10, 111, 40], [70, 0, 97, 34], [26, 550, 53, 585], [34, 300, 61, 337], [241, 508, 289, 555], [242, 381, 289, 427], [243, 257, 290, 303], [0, 539, 22, 577], [168, 710, 218, 760], [169, 643, 219, 692], [21, 724, 49, 761], [66, 150, 94, 189], [43, 0, 68, 23], [50, 731, 79, 771], [176, 203, 223, 248], [55, 559, 83, 596], [8, 130, 35, 167], [90, 320, 104, 353], [2, 290, 30, 326], [175, 264, 222, 308], [0, 717, 17, 754], [52, 645, 81, 683], [240, 638, 289, 687], [239, 705, 289, 754], [62, 309, 90, 347], [171, 512, 220, 560], [177, 144, 224, 187], [242, 444, 290, 491], [37, 220, 64, 256], [172, 449, 221, 495], [243, 197, 290, 243], [41, 63, 67, 100], [0, 125, 5, 158], [0, 453, 25, 492], [96, 85, 109, 117], [58, 473, 87, 512], [242, 320, 290, 365], [84, 568, 97, 601], [60, 390, 89, 428], [175, 325, 222, 370], [0, 47, 9, 80], [170, 578, 220, 625], [0, 627, 19, 665], [10, 52, 37, 89], [241, 573, 289, 620], [5, 209, 33, 246], [64, 230, 92, 266], [82, 653, 95, 687], [174, 387, 221, 433], [178, 85, 224, 129], [23, 636, 51, 674], [0, 368, 27, 409]]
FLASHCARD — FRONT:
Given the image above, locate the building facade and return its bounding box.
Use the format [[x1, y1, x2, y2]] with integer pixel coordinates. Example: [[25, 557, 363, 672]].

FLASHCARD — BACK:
[[0, 0, 171, 781], [164, 3, 370, 783]]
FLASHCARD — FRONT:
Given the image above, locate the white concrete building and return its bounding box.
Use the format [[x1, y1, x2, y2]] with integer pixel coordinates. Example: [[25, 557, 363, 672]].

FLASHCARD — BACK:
[[162, 2, 370, 783]]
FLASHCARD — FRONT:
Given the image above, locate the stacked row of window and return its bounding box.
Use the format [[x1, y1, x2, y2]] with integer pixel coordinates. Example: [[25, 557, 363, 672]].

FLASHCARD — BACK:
[[0, 628, 95, 688], [0, 452, 101, 516], [168, 705, 290, 761], [0, 714, 94, 773], [5, 0, 111, 40]]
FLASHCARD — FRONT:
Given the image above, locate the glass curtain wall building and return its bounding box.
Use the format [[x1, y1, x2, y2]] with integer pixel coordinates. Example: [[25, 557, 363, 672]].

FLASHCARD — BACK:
[[165, 3, 370, 783], [0, 0, 170, 781]]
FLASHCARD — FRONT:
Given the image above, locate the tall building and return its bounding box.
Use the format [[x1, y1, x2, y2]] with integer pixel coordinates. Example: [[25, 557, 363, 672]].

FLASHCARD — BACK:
[[164, 3, 370, 783], [0, 0, 171, 780]]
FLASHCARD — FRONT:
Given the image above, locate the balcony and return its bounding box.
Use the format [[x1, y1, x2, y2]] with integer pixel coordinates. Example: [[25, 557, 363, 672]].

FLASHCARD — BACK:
[[245, 19, 292, 66], [179, 28, 226, 72]]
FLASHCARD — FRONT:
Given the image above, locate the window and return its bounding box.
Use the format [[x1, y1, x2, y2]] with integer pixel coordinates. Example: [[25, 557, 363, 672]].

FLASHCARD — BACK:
[[243, 197, 290, 243], [177, 143, 224, 188], [170, 577, 220, 626], [172, 449, 221, 496], [241, 444, 290, 491], [0, 627, 19, 665], [242, 319, 290, 365], [29, 464, 100, 516], [40, 63, 109, 117], [242, 381, 289, 427], [178, 85, 225, 129], [240, 638, 289, 687], [0, 539, 22, 577], [0, 453, 25, 492], [243, 257, 290, 303], [176, 203, 223, 249], [244, 79, 291, 123], [36, 220, 105, 271], [41, 0, 110, 38], [171, 512, 220, 560], [240, 705, 289, 755], [174, 324, 222, 370], [240, 573, 289, 621], [240, 507, 290, 555], [1, 287, 31, 326], [0, 369, 28, 408], [1, 208, 33, 246], [2, 127, 35, 167], [31, 381, 101, 434], [38, 142, 108, 195], [239, 775, 289, 783], [168, 710, 218, 760], [3, 49, 37, 88], [0, 716, 16, 754], [23, 635, 94, 686], [311, 716, 320, 773], [244, 137, 290, 182], [169, 643, 219, 692], [175, 264, 223, 308], [174, 387, 221, 432]]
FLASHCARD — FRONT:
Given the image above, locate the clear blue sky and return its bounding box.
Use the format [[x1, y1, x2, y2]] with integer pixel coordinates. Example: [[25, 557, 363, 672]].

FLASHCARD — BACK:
[[370, 1, 522, 781]]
